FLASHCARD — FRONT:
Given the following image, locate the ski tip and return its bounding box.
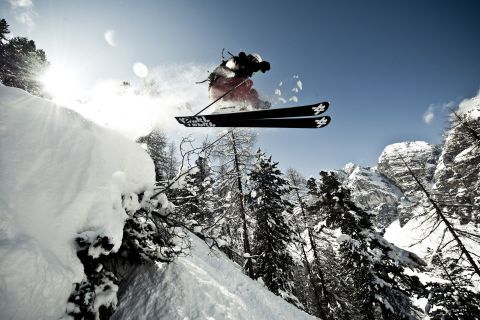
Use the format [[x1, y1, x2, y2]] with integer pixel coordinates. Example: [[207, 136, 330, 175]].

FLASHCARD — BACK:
[[314, 115, 331, 128]]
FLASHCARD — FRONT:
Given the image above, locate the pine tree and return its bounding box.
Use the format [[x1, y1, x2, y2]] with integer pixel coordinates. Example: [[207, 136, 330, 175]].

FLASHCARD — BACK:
[[247, 150, 300, 306], [286, 170, 334, 318], [136, 128, 169, 183], [0, 22, 49, 96], [0, 19, 10, 43], [172, 156, 217, 233], [165, 142, 179, 181], [213, 129, 257, 278], [424, 282, 480, 320], [317, 171, 425, 320]]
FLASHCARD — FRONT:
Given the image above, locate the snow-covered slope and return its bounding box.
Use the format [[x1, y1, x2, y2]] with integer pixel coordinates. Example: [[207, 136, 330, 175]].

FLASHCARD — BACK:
[[0, 85, 155, 319], [0, 85, 314, 320], [113, 234, 315, 320]]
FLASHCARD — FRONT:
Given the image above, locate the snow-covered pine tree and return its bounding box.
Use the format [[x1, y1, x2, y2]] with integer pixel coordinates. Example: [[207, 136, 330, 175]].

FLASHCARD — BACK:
[[165, 142, 180, 181], [303, 176, 351, 319], [316, 171, 425, 320], [286, 169, 334, 318], [136, 128, 170, 183], [212, 129, 257, 278], [246, 150, 300, 306], [206, 163, 245, 262], [424, 281, 480, 320], [170, 156, 217, 234], [423, 251, 480, 320]]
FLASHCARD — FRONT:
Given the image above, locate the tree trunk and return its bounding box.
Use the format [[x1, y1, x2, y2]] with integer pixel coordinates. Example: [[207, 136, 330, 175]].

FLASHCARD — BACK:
[[293, 184, 331, 319], [231, 130, 254, 279]]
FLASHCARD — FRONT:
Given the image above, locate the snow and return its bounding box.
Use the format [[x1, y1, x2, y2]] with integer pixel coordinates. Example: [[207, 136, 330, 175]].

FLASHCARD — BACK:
[[458, 90, 480, 120], [385, 218, 480, 284], [112, 233, 315, 320], [296, 80, 303, 91], [384, 219, 437, 259], [0, 85, 155, 319], [379, 141, 435, 163]]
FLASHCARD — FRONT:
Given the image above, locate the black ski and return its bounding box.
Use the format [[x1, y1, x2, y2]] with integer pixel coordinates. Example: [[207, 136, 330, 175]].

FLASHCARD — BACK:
[[176, 116, 331, 129], [176, 101, 329, 125]]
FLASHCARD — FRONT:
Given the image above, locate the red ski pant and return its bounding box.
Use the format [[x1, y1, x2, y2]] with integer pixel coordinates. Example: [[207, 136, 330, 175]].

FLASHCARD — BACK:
[[209, 77, 260, 105]]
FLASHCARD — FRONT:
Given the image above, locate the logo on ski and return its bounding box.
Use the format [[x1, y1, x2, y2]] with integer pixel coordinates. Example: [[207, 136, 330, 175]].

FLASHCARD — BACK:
[[315, 117, 329, 128], [177, 116, 216, 127], [312, 103, 327, 115]]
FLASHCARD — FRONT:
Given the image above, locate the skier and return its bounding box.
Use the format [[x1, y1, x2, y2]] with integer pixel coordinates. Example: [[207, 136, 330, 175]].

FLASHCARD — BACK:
[[175, 51, 332, 128], [208, 51, 271, 110]]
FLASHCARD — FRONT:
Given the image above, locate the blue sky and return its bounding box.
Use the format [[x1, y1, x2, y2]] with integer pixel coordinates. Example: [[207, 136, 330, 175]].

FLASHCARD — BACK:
[[2, 0, 480, 175]]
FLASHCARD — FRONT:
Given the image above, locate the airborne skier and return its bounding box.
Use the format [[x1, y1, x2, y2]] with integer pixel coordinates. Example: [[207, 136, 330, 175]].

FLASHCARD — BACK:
[[175, 51, 332, 128], [208, 51, 271, 110]]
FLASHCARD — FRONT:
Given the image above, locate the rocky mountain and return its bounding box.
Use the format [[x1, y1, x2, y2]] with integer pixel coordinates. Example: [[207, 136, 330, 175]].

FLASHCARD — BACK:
[[338, 94, 479, 230], [337, 163, 404, 228], [433, 97, 480, 225], [335, 95, 480, 294], [337, 141, 441, 228]]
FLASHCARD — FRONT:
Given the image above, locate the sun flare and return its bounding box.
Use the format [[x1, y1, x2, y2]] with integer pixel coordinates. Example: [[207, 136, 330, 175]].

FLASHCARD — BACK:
[[41, 63, 80, 100]]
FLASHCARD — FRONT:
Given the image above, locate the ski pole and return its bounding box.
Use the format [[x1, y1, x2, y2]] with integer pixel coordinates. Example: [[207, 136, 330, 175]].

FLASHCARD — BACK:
[[194, 78, 249, 116]]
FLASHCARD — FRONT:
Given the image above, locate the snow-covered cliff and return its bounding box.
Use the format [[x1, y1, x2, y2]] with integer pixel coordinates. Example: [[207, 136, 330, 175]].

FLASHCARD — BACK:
[[433, 95, 480, 225], [0, 84, 155, 319]]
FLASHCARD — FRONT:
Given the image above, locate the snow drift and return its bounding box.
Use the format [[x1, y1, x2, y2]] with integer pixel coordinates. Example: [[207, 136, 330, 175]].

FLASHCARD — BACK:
[[112, 234, 315, 320], [0, 84, 155, 319]]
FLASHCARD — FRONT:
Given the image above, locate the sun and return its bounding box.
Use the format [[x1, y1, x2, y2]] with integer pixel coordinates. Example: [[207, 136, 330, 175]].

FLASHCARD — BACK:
[[40, 63, 80, 101]]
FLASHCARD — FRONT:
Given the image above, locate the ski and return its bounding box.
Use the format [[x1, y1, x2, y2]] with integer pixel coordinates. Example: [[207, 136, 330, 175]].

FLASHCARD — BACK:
[[176, 101, 329, 124], [176, 116, 331, 129]]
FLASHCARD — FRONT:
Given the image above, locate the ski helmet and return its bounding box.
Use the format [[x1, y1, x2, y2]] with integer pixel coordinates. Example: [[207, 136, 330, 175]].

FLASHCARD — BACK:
[[249, 53, 263, 63]]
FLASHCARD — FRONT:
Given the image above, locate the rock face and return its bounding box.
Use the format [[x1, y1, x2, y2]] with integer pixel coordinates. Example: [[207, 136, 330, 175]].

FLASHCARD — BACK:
[[340, 163, 403, 229], [340, 141, 442, 227], [433, 96, 480, 225], [377, 141, 441, 192], [341, 95, 480, 229]]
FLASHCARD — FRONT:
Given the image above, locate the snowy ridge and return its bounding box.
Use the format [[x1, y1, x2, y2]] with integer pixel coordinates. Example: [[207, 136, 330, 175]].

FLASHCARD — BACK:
[[0, 85, 155, 319], [457, 92, 480, 120], [113, 233, 315, 320]]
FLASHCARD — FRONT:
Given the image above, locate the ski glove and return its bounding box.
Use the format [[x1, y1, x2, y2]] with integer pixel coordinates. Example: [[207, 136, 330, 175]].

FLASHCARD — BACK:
[[259, 61, 270, 73]]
